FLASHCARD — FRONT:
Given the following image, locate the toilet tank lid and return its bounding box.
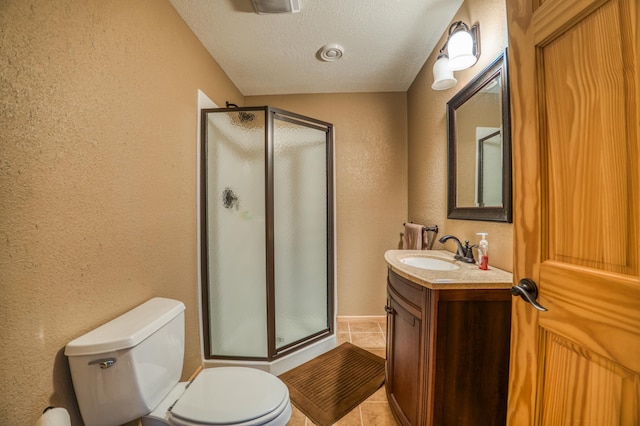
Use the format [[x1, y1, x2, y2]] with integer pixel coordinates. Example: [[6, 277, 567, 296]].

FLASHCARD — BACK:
[[64, 298, 185, 357]]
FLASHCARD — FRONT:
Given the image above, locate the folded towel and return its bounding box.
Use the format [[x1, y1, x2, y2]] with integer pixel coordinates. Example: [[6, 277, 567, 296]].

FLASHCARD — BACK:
[[423, 228, 436, 250], [403, 223, 423, 249], [423, 230, 431, 250]]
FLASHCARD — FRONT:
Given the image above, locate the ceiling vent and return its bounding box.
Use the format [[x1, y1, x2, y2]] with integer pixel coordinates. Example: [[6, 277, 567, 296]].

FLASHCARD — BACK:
[[317, 44, 344, 62], [252, 0, 300, 14]]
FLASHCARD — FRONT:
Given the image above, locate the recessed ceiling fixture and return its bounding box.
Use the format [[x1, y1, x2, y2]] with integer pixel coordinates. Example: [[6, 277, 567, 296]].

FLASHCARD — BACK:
[[251, 0, 300, 14], [317, 44, 344, 62]]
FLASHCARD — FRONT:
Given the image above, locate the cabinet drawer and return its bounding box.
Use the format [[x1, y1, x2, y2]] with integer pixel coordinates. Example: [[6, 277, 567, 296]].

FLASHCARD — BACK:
[[388, 269, 424, 309]]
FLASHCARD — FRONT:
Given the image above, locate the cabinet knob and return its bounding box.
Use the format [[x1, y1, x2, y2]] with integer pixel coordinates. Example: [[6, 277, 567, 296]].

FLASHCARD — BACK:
[[384, 305, 394, 314]]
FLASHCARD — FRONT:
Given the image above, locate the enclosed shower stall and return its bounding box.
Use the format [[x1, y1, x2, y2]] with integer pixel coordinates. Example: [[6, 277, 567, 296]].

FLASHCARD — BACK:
[[199, 106, 335, 373]]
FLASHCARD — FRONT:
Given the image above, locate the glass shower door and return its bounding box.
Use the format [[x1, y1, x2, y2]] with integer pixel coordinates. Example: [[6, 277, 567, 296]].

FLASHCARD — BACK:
[[201, 106, 334, 361], [205, 110, 268, 358], [272, 112, 332, 351]]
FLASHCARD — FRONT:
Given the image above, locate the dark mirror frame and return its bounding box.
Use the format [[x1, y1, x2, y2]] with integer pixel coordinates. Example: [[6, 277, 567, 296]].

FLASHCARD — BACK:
[[446, 49, 512, 222]]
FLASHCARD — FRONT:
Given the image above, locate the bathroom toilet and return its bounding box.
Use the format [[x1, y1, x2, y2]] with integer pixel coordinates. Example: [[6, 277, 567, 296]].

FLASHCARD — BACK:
[[65, 297, 291, 426]]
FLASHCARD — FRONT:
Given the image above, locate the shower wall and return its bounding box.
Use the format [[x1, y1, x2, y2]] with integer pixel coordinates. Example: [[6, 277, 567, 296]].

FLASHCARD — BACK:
[[202, 108, 333, 364]]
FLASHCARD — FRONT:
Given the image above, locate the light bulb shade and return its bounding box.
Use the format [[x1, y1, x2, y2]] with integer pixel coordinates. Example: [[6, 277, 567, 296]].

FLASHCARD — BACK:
[[447, 30, 477, 71], [432, 55, 457, 90]]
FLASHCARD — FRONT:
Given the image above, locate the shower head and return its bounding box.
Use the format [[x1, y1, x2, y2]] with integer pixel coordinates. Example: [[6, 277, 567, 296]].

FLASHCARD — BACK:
[[225, 101, 255, 123], [238, 111, 255, 123]]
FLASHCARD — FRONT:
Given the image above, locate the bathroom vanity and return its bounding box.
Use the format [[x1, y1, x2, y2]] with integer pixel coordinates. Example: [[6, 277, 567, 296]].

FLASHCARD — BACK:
[[384, 250, 513, 426]]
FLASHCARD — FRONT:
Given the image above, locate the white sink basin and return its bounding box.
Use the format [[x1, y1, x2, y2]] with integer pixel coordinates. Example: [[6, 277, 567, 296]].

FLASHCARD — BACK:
[[400, 257, 460, 271]]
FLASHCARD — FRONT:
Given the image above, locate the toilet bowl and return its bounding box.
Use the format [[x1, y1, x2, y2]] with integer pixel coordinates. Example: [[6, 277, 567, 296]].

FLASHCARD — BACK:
[[65, 298, 292, 426], [143, 367, 292, 426]]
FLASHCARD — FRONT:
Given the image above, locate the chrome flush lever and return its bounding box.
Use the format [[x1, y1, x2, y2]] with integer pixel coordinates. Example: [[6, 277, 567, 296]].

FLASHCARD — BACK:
[[88, 358, 117, 369], [511, 278, 548, 312]]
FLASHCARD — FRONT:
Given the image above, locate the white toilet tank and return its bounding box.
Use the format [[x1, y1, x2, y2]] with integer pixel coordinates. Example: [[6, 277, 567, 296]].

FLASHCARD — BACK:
[[65, 298, 185, 426]]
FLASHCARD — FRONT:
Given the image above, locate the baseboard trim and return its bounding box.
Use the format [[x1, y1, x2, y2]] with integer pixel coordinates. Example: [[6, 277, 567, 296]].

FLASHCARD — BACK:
[[337, 315, 386, 322]]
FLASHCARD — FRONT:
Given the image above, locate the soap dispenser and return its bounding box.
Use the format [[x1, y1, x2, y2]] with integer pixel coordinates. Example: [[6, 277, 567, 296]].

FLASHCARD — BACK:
[[477, 233, 489, 270]]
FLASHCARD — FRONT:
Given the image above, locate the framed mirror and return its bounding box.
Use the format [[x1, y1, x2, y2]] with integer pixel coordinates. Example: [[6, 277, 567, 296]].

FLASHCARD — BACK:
[[446, 49, 512, 222]]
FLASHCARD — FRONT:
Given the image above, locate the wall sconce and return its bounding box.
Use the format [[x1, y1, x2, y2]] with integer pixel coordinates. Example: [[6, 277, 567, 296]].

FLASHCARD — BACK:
[[431, 21, 481, 90]]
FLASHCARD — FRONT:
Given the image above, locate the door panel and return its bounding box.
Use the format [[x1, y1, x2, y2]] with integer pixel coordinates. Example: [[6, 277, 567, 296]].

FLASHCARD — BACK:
[[506, 0, 640, 424], [541, 0, 638, 275], [540, 331, 636, 426], [540, 264, 640, 372]]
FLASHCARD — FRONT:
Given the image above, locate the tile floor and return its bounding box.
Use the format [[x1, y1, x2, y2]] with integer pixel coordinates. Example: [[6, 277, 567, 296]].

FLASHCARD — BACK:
[[286, 316, 398, 426]]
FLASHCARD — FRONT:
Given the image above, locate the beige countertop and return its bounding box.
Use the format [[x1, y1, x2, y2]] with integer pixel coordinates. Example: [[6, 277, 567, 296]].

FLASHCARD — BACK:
[[384, 249, 514, 290]]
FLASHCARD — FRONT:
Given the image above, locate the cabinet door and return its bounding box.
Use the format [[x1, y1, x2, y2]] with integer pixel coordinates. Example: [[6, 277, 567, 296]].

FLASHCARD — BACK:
[[387, 293, 422, 426]]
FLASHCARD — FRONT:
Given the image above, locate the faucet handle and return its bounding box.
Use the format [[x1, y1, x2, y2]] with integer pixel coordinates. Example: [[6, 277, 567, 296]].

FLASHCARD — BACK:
[[462, 240, 476, 262]]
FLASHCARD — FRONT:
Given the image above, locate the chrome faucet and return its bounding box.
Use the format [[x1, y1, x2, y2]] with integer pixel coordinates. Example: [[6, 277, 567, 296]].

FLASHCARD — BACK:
[[438, 235, 476, 263]]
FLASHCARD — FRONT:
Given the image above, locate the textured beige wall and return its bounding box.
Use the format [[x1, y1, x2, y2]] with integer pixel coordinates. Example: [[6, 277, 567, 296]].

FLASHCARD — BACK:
[[407, 0, 513, 272], [0, 0, 242, 424], [246, 94, 408, 316]]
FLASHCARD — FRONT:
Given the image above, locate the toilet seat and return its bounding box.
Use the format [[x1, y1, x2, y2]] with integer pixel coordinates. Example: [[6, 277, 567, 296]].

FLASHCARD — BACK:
[[167, 367, 291, 426]]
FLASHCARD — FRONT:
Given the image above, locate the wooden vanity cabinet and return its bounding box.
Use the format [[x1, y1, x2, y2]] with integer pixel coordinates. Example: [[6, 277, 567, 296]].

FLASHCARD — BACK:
[[385, 269, 512, 426]]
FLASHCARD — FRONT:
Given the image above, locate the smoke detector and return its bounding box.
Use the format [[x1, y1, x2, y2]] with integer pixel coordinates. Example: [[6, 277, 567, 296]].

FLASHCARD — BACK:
[[317, 44, 344, 62], [252, 0, 300, 14]]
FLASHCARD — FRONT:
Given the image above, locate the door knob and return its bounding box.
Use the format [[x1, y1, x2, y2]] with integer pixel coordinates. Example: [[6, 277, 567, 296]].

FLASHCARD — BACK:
[[511, 278, 548, 312]]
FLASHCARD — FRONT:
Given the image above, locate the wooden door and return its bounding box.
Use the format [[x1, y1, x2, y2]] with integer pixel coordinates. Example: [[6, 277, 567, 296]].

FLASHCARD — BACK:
[[506, 0, 640, 424]]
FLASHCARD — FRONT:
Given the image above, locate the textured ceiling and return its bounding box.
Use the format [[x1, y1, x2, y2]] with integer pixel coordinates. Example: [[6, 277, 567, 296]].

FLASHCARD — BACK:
[[168, 0, 463, 96]]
